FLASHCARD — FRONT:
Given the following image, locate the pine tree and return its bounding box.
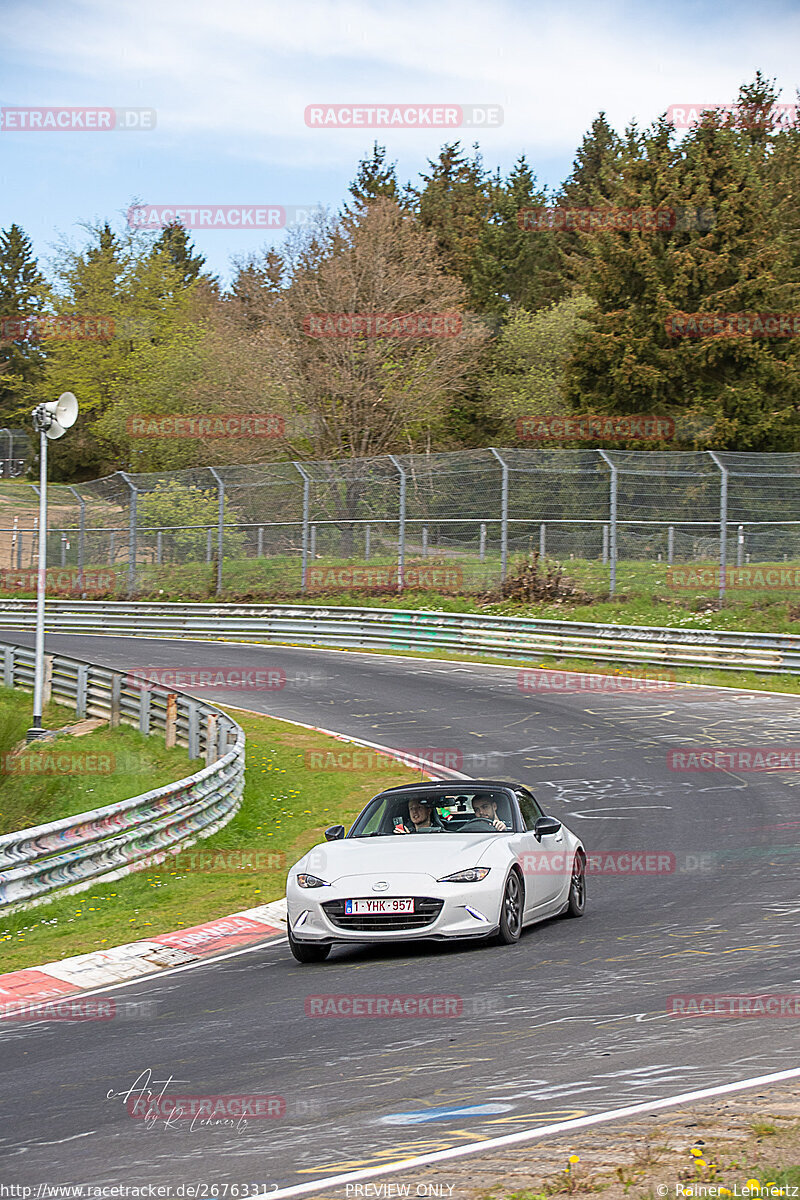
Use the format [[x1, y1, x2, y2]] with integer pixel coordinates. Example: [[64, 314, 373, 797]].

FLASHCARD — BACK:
[[0, 224, 48, 417], [151, 222, 207, 289], [412, 143, 491, 291], [347, 143, 401, 210]]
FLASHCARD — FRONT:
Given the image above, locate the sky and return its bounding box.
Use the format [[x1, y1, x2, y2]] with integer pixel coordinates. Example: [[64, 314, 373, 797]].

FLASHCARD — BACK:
[[1, 0, 799, 288]]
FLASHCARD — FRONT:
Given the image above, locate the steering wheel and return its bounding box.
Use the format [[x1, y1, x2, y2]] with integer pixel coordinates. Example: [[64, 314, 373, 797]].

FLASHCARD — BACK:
[[456, 817, 497, 831]]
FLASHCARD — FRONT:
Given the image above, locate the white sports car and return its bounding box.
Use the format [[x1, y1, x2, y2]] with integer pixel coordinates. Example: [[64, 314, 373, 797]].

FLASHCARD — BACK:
[[286, 780, 586, 963]]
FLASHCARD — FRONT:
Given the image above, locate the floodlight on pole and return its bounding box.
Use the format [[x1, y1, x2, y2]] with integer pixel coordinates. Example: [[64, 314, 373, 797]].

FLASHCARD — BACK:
[[27, 393, 79, 741]]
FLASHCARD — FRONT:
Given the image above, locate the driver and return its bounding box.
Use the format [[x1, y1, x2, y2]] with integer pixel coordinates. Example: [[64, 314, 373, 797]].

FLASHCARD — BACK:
[[471, 793, 508, 831], [393, 796, 441, 834]]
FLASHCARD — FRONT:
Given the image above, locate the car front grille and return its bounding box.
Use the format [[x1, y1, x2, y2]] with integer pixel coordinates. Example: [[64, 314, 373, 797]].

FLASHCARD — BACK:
[[322, 897, 444, 932]]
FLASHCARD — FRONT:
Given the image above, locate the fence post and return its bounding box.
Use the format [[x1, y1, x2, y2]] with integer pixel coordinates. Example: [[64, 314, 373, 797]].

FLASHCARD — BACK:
[[156, 531, 162, 565], [365, 524, 371, 560], [668, 525, 675, 565], [737, 524, 745, 567], [118, 472, 138, 595], [422, 526, 428, 558], [16, 529, 22, 569], [109, 531, 115, 565], [42, 654, 53, 707], [209, 468, 225, 597], [489, 448, 509, 583], [479, 522, 486, 562], [3, 645, 14, 689], [388, 455, 407, 591], [257, 526, 264, 557], [165, 693, 177, 748], [67, 486, 86, 596], [60, 532, 67, 568], [598, 451, 618, 597], [602, 525, 609, 565], [708, 452, 728, 604], [539, 522, 546, 559], [206, 528, 213, 563], [294, 462, 311, 593]]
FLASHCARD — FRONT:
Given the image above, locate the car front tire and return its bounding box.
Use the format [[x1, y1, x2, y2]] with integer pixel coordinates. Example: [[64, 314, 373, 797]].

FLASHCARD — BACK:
[[564, 852, 586, 918], [497, 870, 523, 944], [288, 927, 332, 963]]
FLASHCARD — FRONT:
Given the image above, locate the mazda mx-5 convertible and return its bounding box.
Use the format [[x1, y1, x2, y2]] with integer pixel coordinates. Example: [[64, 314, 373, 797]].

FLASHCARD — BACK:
[[286, 780, 586, 962]]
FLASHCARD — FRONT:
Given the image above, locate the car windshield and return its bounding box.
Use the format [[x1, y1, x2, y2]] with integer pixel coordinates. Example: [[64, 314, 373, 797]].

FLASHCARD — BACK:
[[349, 789, 514, 837]]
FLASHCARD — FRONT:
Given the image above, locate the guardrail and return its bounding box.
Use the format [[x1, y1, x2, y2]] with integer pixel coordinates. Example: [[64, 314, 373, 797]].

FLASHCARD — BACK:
[[0, 639, 245, 914], [0, 600, 797, 674]]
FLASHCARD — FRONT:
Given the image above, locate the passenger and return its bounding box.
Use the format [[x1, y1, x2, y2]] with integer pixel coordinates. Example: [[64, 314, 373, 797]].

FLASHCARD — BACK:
[[393, 797, 441, 834], [472, 793, 508, 831]]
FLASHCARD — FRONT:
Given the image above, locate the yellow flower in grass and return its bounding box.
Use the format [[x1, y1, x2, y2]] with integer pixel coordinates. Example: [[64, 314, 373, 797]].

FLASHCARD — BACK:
[[568, 1156, 580, 1165], [746, 1181, 762, 1194], [690, 1149, 703, 1158]]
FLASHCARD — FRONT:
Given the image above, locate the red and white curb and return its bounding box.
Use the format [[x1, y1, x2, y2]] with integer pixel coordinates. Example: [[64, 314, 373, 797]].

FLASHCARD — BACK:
[[0, 900, 288, 1010]]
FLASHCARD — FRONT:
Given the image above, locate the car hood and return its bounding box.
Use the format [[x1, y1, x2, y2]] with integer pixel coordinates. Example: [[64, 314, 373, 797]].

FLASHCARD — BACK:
[[294, 833, 504, 882]]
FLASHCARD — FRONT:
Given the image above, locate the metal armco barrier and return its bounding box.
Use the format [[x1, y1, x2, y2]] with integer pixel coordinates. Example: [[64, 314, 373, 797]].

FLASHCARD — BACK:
[[0, 600, 797, 674], [0, 640, 245, 913]]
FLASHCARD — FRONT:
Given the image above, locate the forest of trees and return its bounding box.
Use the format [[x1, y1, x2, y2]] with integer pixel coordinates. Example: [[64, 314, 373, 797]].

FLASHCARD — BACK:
[[1, 75, 798, 481]]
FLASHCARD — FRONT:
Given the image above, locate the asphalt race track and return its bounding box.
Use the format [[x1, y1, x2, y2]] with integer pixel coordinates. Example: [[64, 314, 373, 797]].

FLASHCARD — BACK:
[[1, 631, 799, 1191]]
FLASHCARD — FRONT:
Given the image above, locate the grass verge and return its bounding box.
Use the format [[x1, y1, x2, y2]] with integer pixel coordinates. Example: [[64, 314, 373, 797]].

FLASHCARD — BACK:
[[0, 706, 418, 972], [0, 688, 194, 835]]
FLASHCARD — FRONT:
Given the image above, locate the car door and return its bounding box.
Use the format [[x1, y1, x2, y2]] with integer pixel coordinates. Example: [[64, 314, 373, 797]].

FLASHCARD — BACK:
[[514, 789, 568, 913]]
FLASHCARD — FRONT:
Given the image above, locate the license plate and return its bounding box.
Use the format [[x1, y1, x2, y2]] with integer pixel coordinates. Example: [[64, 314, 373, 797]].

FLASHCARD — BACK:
[[345, 898, 414, 915]]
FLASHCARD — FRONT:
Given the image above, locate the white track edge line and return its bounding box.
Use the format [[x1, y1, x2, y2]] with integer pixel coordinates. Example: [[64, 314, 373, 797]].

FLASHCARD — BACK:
[[260, 1065, 800, 1200]]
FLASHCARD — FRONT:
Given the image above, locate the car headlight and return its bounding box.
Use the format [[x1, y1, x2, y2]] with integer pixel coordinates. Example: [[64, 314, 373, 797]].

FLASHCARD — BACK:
[[437, 867, 491, 883], [296, 873, 330, 888]]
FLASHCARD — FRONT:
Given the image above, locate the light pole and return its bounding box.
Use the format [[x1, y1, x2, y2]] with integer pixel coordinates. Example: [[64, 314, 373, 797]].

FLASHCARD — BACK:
[[27, 392, 78, 741]]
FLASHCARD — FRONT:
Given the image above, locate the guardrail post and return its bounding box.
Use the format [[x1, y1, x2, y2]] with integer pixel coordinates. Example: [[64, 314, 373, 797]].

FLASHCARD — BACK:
[[489, 448, 509, 583], [42, 654, 53, 707], [294, 462, 311, 593], [708, 452, 728, 604], [205, 712, 218, 766], [118, 473, 138, 596], [187, 700, 200, 759], [388, 455, 407, 591], [67, 486, 86, 595], [209, 468, 225, 597], [3, 645, 14, 689], [139, 686, 151, 735], [109, 672, 121, 728], [76, 662, 88, 719], [598, 451, 618, 597], [668, 525, 675, 565], [165, 693, 177, 748]]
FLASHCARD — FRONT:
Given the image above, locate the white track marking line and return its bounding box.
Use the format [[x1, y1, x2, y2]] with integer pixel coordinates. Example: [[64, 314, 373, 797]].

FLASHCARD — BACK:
[[259, 1065, 800, 1199]]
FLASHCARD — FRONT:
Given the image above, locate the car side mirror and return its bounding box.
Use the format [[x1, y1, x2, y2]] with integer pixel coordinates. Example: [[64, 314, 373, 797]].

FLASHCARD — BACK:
[[324, 824, 346, 841], [534, 816, 562, 840]]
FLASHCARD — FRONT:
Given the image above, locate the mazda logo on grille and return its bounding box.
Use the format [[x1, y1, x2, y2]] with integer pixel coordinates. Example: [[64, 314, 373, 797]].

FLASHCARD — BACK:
[[372, 881, 389, 891]]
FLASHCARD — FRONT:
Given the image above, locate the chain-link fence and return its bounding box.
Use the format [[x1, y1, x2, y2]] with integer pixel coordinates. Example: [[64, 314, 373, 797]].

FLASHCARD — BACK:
[[0, 429, 30, 478], [1, 449, 799, 600]]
